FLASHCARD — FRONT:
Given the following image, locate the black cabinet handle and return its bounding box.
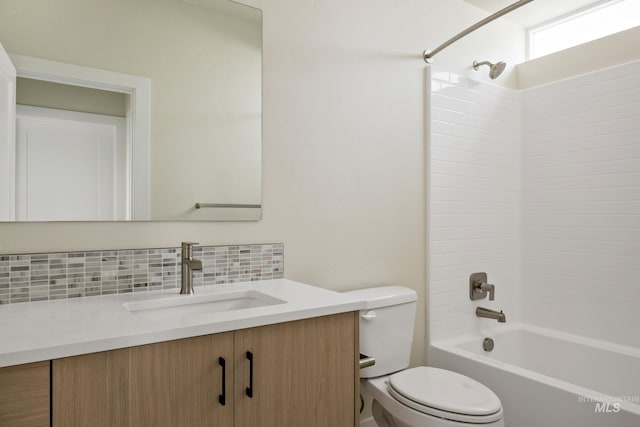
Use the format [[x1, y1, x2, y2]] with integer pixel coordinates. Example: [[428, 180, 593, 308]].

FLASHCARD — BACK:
[[245, 351, 254, 398], [218, 357, 226, 406]]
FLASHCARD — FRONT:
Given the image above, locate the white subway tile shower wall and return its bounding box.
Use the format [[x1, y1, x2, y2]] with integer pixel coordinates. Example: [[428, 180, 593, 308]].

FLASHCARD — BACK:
[[0, 244, 284, 304], [430, 71, 523, 340], [522, 60, 640, 348]]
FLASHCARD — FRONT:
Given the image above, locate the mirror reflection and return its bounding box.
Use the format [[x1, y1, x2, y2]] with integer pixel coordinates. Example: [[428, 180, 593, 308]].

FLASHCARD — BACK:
[[0, 0, 262, 222]]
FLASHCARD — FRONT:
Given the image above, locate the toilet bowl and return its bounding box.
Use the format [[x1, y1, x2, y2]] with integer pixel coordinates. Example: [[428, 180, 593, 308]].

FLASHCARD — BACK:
[[345, 286, 505, 427], [365, 368, 504, 427]]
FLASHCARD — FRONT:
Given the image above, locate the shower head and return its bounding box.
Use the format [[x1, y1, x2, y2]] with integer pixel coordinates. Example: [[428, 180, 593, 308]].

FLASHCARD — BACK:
[[473, 60, 506, 79]]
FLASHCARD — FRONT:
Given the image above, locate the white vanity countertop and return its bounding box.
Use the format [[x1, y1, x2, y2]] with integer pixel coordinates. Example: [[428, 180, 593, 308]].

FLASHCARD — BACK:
[[0, 279, 366, 368]]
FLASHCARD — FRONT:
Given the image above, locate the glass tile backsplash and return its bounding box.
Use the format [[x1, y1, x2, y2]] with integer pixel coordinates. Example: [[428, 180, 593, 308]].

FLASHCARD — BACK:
[[0, 243, 284, 304]]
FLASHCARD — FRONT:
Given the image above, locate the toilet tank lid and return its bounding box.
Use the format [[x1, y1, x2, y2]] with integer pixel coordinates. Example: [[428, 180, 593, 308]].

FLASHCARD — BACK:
[[344, 286, 417, 309]]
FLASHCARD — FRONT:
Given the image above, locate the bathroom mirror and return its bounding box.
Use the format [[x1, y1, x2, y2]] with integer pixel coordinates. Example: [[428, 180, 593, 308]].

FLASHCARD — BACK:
[[0, 0, 262, 222]]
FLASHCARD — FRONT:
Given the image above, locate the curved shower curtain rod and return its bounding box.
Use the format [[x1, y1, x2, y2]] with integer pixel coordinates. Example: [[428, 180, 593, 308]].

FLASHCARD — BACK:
[[423, 0, 535, 63]]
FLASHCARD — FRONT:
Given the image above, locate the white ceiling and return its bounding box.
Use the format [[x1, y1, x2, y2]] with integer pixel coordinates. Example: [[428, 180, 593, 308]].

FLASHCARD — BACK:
[[463, 0, 602, 28]]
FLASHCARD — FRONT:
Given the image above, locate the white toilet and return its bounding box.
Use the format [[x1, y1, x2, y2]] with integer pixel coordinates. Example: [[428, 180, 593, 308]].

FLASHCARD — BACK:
[[346, 286, 505, 427]]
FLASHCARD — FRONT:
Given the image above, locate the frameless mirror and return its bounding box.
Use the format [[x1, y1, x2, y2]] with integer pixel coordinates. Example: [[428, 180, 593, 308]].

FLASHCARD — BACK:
[[0, 0, 262, 221]]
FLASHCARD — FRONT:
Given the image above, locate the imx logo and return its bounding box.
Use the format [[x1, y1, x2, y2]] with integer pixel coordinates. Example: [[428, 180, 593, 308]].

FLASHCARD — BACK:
[[594, 402, 621, 413]]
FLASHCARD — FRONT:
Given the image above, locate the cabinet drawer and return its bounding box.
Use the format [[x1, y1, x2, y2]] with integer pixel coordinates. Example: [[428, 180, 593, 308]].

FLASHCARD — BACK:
[[0, 361, 50, 427]]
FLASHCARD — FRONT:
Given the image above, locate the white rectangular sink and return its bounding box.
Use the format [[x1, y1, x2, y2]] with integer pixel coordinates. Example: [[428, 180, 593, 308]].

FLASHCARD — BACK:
[[124, 290, 286, 322]]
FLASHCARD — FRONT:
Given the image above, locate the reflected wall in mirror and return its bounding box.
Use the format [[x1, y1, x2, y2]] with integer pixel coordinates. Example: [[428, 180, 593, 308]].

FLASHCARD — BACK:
[[0, 0, 262, 221]]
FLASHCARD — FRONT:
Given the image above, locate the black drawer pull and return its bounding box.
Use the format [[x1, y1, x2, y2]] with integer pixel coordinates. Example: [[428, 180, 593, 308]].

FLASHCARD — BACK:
[[245, 351, 254, 398], [218, 357, 226, 406]]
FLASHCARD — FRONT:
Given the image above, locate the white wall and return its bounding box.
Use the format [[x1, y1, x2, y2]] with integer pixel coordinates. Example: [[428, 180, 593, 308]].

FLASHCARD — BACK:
[[522, 60, 640, 348], [429, 71, 522, 341], [0, 0, 525, 370]]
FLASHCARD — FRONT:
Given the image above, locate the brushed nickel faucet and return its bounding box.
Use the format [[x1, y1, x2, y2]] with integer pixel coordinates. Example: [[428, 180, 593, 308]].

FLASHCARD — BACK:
[[476, 307, 506, 323], [180, 242, 202, 295]]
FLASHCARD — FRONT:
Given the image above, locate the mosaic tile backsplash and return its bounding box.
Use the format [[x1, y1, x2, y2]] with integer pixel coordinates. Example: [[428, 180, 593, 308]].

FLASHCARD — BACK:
[[0, 243, 284, 305]]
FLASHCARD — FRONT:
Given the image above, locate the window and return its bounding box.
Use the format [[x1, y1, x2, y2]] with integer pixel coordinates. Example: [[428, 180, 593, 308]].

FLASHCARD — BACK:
[[527, 0, 640, 59]]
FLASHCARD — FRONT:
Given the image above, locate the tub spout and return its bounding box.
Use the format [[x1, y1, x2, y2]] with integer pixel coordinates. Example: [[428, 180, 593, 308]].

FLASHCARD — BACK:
[[476, 307, 506, 323]]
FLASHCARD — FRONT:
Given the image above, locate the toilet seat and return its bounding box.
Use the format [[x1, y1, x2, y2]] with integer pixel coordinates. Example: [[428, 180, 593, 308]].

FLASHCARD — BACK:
[[387, 367, 503, 424]]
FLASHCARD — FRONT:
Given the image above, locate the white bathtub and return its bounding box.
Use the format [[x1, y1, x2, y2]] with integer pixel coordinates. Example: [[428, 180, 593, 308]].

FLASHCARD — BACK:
[[430, 324, 640, 427]]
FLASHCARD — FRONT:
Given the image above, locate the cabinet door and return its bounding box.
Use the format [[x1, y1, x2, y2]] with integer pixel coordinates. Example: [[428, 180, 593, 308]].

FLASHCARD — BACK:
[[234, 312, 358, 427], [130, 332, 234, 427], [53, 348, 129, 427], [0, 361, 50, 427]]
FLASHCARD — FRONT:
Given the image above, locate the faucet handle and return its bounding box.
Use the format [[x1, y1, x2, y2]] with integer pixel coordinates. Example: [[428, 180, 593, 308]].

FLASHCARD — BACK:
[[190, 259, 203, 271], [482, 283, 495, 300], [469, 272, 496, 301]]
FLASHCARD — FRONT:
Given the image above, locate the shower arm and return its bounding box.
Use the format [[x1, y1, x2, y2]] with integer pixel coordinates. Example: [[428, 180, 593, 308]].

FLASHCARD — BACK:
[[423, 0, 535, 63], [473, 60, 492, 69]]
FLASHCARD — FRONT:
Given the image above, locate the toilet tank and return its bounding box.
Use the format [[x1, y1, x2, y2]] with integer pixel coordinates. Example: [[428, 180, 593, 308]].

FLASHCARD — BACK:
[[344, 286, 417, 378]]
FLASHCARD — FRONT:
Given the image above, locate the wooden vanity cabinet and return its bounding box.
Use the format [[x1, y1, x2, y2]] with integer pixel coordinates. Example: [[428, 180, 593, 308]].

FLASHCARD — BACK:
[[234, 312, 357, 427], [0, 361, 50, 427], [129, 332, 234, 427], [53, 348, 129, 426], [52, 312, 359, 427], [52, 334, 234, 427]]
